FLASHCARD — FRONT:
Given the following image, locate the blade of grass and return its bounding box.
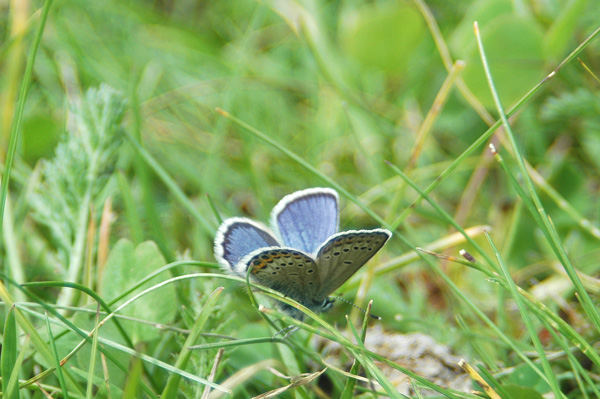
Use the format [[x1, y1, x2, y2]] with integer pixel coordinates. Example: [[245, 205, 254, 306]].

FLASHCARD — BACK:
[[474, 21, 600, 333], [8, 274, 242, 395], [3, 196, 25, 302], [340, 301, 377, 399], [484, 231, 564, 398], [475, 365, 511, 399], [214, 108, 388, 229], [389, 25, 600, 231], [19, 274, 237, 395], [45, 311, 70, 399], [259, 304, 459, 399], [2, 276, 160, 399], [189, 336, 288, 351], [455, 315, 498, 371], [542, 318, 598, 398], [345, 314, 408, 399], [22, 280, 136, 351], [121, 356, 143, 398], [407, 60, 465, 169], [458, 360, 501, 399], [413, 0, 495, 126], [86, 304, 102, 399], [94, 332, 231, 394], [526, 163, 600, 240], [423, 242, 600, 370], [106, 260, 217, 306], [412, 249, 556, 386], [4, 334, 30, 399], [2, 305, 18, 399], [161, 287, 224, 399], [206, 194, 223, 225], [0, 0, 52, 243], [0, 284, 84, 396], [385, 160, 497, 271], [201, 348, 225, 399]]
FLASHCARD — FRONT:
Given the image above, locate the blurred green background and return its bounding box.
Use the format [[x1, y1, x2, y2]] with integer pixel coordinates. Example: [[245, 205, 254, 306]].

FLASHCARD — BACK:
[[4, 0, 596, 269]]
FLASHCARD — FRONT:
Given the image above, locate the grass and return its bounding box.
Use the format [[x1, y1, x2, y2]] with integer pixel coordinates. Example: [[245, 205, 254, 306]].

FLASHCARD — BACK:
[[1, 0, 600, 398]]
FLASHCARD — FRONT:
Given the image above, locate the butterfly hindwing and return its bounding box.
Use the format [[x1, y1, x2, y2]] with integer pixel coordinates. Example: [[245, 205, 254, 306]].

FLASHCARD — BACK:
[[238, 247, 322, 305], [315, 229, 391, 296], [270, 188, 339, 254], [214, 217, 280, 272]]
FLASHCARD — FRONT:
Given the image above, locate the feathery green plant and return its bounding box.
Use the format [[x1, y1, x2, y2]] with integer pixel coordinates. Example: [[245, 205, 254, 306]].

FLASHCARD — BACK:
[[29, 85, 126, 308]]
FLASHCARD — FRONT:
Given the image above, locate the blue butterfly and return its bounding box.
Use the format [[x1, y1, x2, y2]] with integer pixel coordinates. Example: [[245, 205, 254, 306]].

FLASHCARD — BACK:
[[214, 188, 391, 319]]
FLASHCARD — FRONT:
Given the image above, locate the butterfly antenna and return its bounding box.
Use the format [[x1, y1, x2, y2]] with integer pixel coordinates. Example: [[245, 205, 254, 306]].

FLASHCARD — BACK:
[[329, 296, 381, 320]]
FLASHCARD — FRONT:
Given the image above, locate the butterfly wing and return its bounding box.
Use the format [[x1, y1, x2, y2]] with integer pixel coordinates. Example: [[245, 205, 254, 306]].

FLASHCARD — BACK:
[[214, 217, 281, 273], [238, 247, 322, 306], [315, 229, 391, 296], [270, 188, 339, 254]]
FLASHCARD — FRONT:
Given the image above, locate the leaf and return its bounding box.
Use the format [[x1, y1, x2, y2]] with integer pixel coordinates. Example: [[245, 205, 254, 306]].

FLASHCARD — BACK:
[[1, 306, 18, 399], [340, 2, 426, 73], [501, 383, 545, 399], [507, 363, 551, 393], [466, 15, 545, 108], [100, 239, 177, 343], [449, 0, 513, 58]]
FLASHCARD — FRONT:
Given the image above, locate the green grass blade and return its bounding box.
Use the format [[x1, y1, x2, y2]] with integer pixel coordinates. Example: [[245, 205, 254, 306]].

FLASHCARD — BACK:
[[385, 160, 497, 270], [0, 0, 53, 242], [45, 311, 70, 399], [106, 260, 217, 306], [4, 334, 30, 399], [259, 299, 460, 399], [214, 108, 388, 228], [484, 231, 564, 398], [2, 305, 18, 399], [474, 21, 600, 333], [546, 319, 599, 398], [340, 302, 373, 399], [22, 280, 136, 351], [161, 287, 224, 399], [121, 356, 143, 399], [86, 304, 102, 399], [0, 283, 84, 396], [2, 275, 159, 399], [389, 25, 600, 231]]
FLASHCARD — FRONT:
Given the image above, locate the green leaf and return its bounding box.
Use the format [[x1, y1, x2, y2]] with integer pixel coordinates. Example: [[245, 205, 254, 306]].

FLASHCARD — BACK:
[[501, 383, 545, 399], [449, 0, 513, 58], [462, 15, 545, 108], [161, 287, 224, 399], [507, 363, 551, 393], [1, 306, 18, 399], [100, 239, 177, 343], [340, 2, 426, 73]]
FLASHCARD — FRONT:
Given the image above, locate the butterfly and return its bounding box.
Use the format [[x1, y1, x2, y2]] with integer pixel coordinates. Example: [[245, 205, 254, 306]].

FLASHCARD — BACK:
[[214, 188, 391, 319]]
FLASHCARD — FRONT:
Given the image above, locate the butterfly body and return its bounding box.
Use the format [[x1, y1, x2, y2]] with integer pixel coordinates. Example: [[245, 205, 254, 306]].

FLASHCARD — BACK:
[[214, 188, 391, 319]]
